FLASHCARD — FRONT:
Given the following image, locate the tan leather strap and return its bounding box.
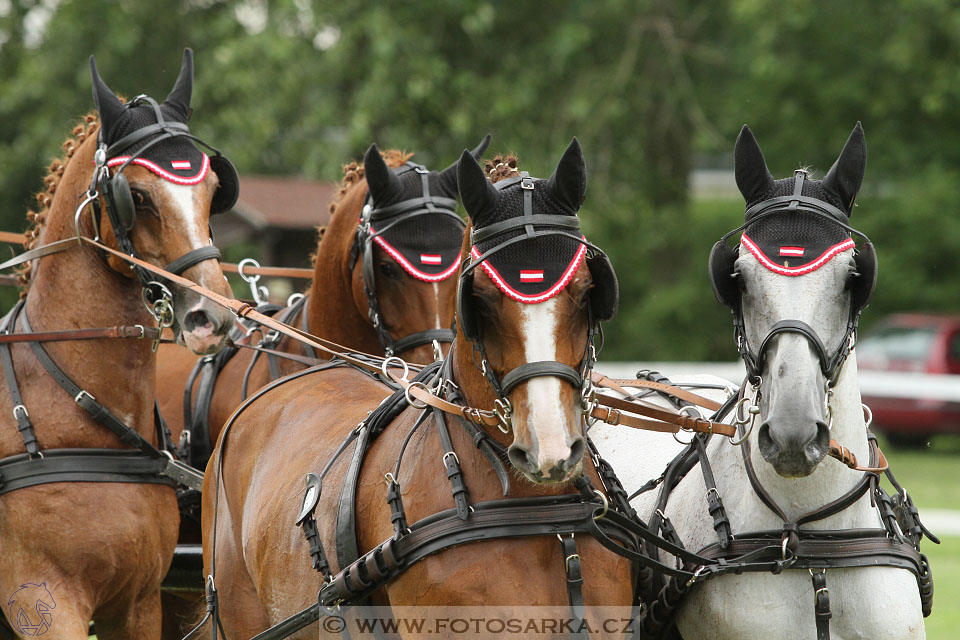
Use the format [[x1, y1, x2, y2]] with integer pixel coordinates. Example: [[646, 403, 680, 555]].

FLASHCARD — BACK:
[[0, 324, 163, 344], [828, 439, 889, 474], [591, 372, 724, 412], [0, 229, 313, 279], [0, 231, 26, 245], [220, 262, 313, 279], [592, 392, 737, 437]]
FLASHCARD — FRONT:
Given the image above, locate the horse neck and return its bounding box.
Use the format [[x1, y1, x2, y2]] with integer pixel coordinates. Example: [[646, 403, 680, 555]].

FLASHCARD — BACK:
[[24, 135, 157, 417], [304, 182, 382, 356], [734, 354, 876, 528]]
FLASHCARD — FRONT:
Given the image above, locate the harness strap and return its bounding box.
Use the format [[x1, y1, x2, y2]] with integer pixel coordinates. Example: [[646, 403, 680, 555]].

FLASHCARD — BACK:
[[0, 302, 39, 457], [434, 406, 471, 520], [591, 373, 724, 412], [0, 448, 176, 496], [0, 324, 163, 344], [164, 245, 222, 276], [559, 534, 588, 639], [20, 307, 165, 458], [811, 570, 831, 640], [500, 361, 582, 396]]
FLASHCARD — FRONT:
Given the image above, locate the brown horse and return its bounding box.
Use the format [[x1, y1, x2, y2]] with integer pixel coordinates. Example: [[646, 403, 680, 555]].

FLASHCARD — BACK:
[[156, 137, 490, 464], [202, 139, 636, 638], [156, 139, 488, 638], [0, 51, 233, 639]]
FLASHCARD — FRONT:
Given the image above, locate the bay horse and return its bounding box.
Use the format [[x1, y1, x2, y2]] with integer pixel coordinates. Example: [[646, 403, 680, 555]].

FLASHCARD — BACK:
[[0, 50, 234, 639], [155, 136, 490, 471], [201, 139, 639, 638], [603, 124, 934, 639]]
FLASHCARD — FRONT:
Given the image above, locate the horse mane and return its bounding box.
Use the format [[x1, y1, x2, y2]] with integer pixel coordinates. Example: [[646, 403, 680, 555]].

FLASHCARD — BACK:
[[313, 149, 414, 251], [485, 154, 520, 184], [18, 113, 100, 295]]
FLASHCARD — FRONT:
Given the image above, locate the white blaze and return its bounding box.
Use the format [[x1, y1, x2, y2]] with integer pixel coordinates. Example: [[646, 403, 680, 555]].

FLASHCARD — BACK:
[[519, 298, 569, 467]]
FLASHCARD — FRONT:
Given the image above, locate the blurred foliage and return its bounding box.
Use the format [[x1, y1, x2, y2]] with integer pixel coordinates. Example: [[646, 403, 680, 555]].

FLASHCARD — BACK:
[[0, 0, 958, 359]]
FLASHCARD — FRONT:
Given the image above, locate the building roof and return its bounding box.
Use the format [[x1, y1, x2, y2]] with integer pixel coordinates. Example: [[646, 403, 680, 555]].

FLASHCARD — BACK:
[[232, 175, 339, 230]]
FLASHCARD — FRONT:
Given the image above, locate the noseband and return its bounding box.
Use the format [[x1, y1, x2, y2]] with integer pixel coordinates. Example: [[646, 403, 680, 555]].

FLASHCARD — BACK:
[[348, 161, 464, 357], [458, 173, 610, 431], [710, 170, 877, 387]]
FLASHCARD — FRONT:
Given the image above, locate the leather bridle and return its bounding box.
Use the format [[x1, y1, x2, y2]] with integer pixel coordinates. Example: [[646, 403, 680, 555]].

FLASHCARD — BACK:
[[89, 94, 232, 309], [457, 172, 609, 432], [348, 161, 463, 357]]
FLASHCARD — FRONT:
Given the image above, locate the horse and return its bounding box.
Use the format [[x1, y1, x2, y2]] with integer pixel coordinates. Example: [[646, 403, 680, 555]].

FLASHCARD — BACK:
[[599, 124, 933, 639], [0, 50, 235, 639], [201, 139, 640, 638], [155, 136, 491, 469], [156, 138, 489, 638]]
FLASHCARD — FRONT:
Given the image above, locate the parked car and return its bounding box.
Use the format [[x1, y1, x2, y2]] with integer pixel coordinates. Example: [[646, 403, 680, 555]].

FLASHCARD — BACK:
[[856, 313, 960, 445]]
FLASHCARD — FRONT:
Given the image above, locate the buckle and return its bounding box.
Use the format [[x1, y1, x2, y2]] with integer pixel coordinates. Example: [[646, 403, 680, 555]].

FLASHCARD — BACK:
[[12, 404, 28, 420], [74, 390, 95, 404]]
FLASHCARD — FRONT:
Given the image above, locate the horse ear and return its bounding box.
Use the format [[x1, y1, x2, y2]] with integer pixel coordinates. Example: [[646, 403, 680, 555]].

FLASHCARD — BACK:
[[89, 56, 125, 137], [822, 122, 867, 214], [364, 144, 400, 206], [457, 148, 500, 226], [470, 133, 492, 160], [734, 125, 776, 204], [437, 134, 492, 196], [164, 48, 194, 120], [546, 137, 587, 212]]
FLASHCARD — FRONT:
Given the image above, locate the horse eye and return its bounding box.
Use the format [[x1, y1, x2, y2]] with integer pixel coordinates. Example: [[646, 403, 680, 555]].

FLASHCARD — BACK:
[[377, 262, 400, 279], [131, 189, 149, 209]]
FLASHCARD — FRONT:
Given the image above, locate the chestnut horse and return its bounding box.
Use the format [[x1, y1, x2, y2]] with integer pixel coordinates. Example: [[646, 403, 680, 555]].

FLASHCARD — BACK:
[[156, 137, 490, 469], [202, 139, 638, 639], [0, 51, 233, 639]]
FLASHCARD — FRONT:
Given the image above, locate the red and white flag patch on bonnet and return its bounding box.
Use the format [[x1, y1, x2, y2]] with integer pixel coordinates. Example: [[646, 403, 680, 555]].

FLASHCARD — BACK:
[[419, 254, 442, 265], [171, 160, 192, 171], [519, 270, 544, 283], [779, 246, 805, 257]]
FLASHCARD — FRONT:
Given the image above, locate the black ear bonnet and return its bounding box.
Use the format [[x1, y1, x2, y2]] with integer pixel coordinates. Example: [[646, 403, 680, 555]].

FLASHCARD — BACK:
[[457, 172, 619, 343], [708, 169, 877, 322], [92, 55, 238, 236], [357, 163, 465, 282]]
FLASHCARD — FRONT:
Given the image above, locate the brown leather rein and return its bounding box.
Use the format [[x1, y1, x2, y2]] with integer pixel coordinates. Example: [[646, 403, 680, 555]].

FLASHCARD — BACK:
[[2, 232, 886, 475]]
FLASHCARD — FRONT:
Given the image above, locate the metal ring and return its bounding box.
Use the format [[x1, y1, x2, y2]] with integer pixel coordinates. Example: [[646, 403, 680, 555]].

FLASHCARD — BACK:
[[236, 258, 262, 284], [381, 356, 410, 382], [73, 191, 100, 243], [403, 381, 429, 409], [286, 292, 305, 308], [384, 472, 397, 486], [592, 489, 609, 520], [861, 403, 873, 428], [678, 405, 704, 420], [672, 425, 695, 446]]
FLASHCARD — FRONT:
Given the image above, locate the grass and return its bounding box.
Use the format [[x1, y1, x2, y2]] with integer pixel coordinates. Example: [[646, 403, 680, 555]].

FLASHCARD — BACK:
[[875, 434, 960, 639]]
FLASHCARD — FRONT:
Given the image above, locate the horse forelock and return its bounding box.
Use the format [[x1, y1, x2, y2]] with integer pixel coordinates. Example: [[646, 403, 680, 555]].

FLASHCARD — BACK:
[[18, 113, 101, 296], [326, 149, 415, 219], [484, 154, 521, 183]]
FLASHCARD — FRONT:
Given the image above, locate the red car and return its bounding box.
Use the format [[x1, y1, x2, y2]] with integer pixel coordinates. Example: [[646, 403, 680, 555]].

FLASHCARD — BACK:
[[856, 314, 960, 444]]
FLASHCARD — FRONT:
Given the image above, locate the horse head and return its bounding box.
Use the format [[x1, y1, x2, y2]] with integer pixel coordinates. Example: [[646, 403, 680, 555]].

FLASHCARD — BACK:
[[320, 136, 490, 363], [714, 123, 872, 477], [455, 138, 618, 484], [88, 49, 234, 355]]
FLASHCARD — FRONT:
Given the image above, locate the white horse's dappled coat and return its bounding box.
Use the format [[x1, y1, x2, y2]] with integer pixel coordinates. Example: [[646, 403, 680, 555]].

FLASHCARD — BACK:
[[591, 251, 926, 639]]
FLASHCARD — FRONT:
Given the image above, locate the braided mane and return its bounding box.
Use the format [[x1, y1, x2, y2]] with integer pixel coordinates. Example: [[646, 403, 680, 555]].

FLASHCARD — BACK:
[[314, 149, 414, 249], [485, 154, 520, 184], [18, 113, 100, 295]]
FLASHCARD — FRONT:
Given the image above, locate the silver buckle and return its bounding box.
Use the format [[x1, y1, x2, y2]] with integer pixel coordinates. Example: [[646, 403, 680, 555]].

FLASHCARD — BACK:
[[12, 404, 28, 419], [74, 390, 94, 404]]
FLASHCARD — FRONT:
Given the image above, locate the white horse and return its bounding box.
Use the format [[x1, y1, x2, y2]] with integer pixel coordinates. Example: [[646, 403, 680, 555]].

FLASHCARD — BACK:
[[593, 124, 930, 639]]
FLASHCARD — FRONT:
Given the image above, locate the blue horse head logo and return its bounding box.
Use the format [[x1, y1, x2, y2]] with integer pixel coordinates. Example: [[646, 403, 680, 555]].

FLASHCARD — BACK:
[[7, 583, 56, 636]]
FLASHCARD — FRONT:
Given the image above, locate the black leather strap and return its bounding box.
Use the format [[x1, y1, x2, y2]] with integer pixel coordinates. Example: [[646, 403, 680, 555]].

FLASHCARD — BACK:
[[0, 448, 175, 496], [560, 534, 588, 638], [434, 407, 470, 520], [164, 245, 222, 276], [500, 361, 582, 397], [21, 308, 164, 458], [811, 569, 831, 640], [0, 302, 40, 457], [389, 328, 456, 356]]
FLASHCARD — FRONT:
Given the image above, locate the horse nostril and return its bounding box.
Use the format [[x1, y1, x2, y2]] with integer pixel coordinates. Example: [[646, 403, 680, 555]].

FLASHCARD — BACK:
[[563, 437, 586, 471], [507, 445, 538, 474], [183, 309, 214, 333]]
